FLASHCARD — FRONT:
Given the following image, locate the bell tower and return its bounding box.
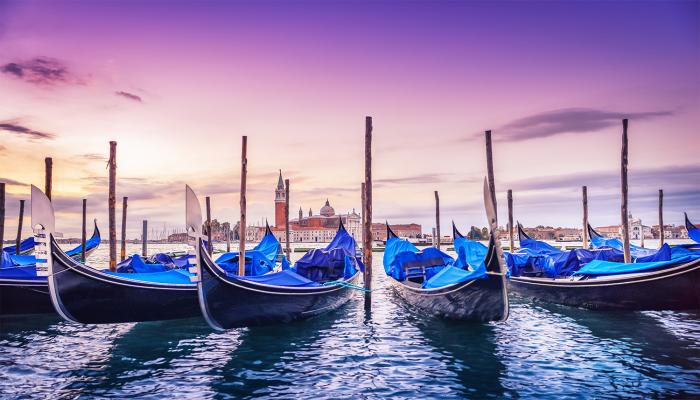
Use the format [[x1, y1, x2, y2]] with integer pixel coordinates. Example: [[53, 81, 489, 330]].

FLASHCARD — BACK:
[[274, 170, 286, 228]]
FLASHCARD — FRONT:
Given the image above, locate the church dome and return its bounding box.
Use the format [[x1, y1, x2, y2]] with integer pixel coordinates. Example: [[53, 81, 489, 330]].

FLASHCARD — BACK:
[[320, 199, 335, 217]]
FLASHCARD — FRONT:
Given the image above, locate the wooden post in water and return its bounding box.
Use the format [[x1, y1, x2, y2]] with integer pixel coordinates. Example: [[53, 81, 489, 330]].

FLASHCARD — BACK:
[[361, 182, 366, 247], [285, 179, 291, 260], [142, 220, 148, 257], [621, 119, 631, 263], [658, 189, 664, 247], [44, 157, 53, 200], [238, 136, 248, 276], [15, 200, 24, 254], [205, 196, 212, 255], [363, 116, 373, 296], [108, 141, 117, 271], [226, 226, 230, 252], [81, 199, 87, 262], [582, 186, 588, 249], [434, 191, 440, 250], [120, 196, 128, 261], [0, 183, 4, 251], [485, 130, 497, 222], [507, 189, 514, 251]]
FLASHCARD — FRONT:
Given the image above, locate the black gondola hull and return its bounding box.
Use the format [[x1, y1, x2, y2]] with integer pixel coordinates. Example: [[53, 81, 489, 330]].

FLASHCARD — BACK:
[[509, 259, 700, 310], [0, 280, 53, 315], [49, 237, 200, 323], [389, 274, 508, 322], [0, 244, 101, 316], [198, 244, 360, 329]]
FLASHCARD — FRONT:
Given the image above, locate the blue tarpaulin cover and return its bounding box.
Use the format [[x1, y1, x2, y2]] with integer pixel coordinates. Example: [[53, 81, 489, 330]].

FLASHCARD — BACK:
[[574, 255, 699, 276], [3, 237, 35, 256], [384, 233, 487, 288], [383, 236, 452, 281], [294, 223, 362, 281], [0, 265, 45, 281], [239, 269, 320, 287], [422, 264, 486, 289], [453, 237, 488, 269], [589, 235, 658, 257], [116, 253, 195, 273], [104, 268, 192, 284], [215, 227, 280, 276]]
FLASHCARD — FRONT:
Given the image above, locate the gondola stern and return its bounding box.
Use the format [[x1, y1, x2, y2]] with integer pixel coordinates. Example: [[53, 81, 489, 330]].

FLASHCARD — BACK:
[[452, 221, 464, 239]]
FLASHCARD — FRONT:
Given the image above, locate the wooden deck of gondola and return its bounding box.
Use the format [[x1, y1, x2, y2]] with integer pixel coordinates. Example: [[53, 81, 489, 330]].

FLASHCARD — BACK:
[[509, 257, 700, 310], [197, 238, 361, 330], [48, 234, 200, 324]]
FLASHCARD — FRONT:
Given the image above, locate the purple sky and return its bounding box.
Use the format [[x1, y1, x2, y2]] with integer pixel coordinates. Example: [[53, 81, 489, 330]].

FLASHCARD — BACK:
[[0, 0, 698, 238]]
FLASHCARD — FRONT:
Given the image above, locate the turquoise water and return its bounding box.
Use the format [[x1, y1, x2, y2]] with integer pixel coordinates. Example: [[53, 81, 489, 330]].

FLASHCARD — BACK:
[[1, 244, 699, 398]]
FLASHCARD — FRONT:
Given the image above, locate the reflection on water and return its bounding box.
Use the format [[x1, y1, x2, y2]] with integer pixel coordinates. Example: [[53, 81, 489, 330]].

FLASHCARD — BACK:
[[0, 245, 698, 398]]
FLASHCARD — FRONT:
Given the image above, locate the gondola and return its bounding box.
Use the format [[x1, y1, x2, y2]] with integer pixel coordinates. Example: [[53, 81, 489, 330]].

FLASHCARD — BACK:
[[0, 220, 102, 316], [509, 221, 700, 311], [187, 185, 363, 330], [382, 179, 509, 322], [684, 212, 700, 244], [32, 185, 201, 323], [3, 237, 35, 256]]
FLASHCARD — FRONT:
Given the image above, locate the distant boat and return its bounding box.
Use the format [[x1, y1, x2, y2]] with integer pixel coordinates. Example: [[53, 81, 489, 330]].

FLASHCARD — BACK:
[[187, 186, 363, 330], [382, 179, 509, 322], [3, 237, 35, 256], [685, 212, 700, 244], [0, 220, 102, 316], [508, 221, 700, 311]]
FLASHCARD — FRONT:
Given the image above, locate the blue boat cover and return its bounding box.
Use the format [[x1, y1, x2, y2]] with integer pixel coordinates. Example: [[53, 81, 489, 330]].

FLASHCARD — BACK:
[[3, 237, 35, 256], [238, 269, 320, 287], [422, 264, 486, 289], [453, 237, 488, 269], [506, 235, 676, 277], [104, 268, 193, 284], [0, 265, 45, 281], [1, 251, 16, 269], [294, 224, 363, 281], [589, 235, 658, 257], [215, 228, 280, 276], [383, 236, 453, 281], [574, 254, 699, 276], [116, 252, 195, 273]]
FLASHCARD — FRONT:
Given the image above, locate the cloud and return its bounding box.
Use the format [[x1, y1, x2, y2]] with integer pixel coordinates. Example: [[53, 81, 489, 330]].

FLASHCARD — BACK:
[[0, 144, 6, 152], [115, 91, 143, 102], [375, 173, 477, 187], [492, 108, 673, 142], [0, 120, 55, 140], [1, 57, 81, 86], [80, 153, 107, 161]]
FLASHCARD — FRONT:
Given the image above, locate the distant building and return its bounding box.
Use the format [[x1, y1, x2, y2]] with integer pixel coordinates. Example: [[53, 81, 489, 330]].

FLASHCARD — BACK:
[[595, 213, 653, 240], [270, 171, 361, 242], [371, 223, 422, 241], [651, 224, 688, 239]]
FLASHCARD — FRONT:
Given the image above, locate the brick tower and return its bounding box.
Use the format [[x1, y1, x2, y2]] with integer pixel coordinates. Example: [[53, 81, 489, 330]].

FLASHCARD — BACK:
[[274, 170, 286, 228]]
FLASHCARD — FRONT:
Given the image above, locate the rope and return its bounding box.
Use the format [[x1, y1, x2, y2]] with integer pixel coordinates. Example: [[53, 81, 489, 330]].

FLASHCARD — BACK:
[[323, 280, 373, 292]]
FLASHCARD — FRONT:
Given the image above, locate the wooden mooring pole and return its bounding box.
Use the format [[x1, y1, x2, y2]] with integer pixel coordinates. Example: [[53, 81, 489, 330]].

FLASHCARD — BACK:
[[363, 116, 373, 298], [658, 189, 664, 247], [108, 141, 117, 271], [205, 196, 212, 255], [44, 157, 52, 200], [285, 179, 291, 260], [121, 196, 128, 261], [621, 119, 631, 263], [238, 136, 248, 277], [142, 220, 148, 257], [15, 200, 24, 254], [361, 182, 366, 247], [434, 191, 440, 250], [485, 130, 497, 223], [507, 189, 514, 251], [226, 226, 230, 252], [81, 199, 87, 262], [0, 183, 4, 251], [582, 186, 588, 249]]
